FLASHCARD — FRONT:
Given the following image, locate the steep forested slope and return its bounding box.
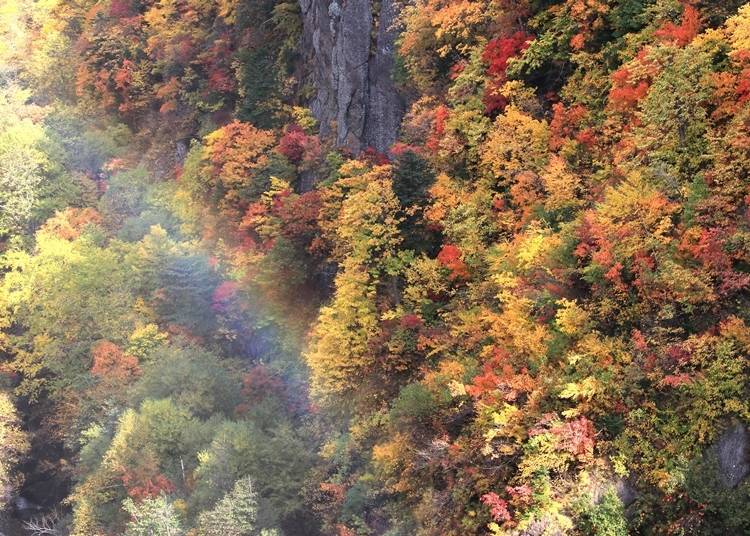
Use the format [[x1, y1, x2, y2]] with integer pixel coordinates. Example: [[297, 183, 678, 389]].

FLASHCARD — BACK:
[[0, 0, 749, 535]]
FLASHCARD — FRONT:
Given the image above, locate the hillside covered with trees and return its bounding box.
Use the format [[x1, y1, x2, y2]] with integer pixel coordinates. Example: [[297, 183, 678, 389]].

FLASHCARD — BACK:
[[0, 0, 749, 534]]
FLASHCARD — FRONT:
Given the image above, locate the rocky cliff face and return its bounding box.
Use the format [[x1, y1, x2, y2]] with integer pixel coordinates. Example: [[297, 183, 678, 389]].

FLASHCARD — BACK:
[[716, 422, 749, 488], [299, 0, 404, 154]]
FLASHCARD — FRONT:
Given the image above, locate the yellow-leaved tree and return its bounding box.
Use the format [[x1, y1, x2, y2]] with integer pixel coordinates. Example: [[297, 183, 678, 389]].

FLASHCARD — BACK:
[[306, 164, 402, 404]]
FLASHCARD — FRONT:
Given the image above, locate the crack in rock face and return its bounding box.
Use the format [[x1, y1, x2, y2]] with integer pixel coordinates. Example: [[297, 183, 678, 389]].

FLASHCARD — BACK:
[[300, 0, 404, 154]]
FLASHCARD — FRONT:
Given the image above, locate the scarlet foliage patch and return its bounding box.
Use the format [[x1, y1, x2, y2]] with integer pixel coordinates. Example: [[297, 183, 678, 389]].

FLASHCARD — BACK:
[[279, 192, 323, 244], [437, 244, 469, 280], [506, 484, 533, 506], [121, 470, 175, 500], [655, 4, 701, 47], [483, 32, 532, 79], [737, 68, 750, 103], [609, 68, 651, 111], [361, 147, 390, 166], [482, 32, 532, 114], [400, 313, 423, 330], [241, 189, 322, 254], [632, 329, 649, 352], [680, 227, 750, 294], [608, 49, 660, 112], [549, 102, 591, 151], [91, 340, 140, 382], [662, 373, 693, 387], [390, 142, 422, 158], [467, 347, 536, 403], [277, 124, 308, 165], [551, 417, 596, 459], [203, 35, 236, 93], [481, 492, 512, 523], [426, 105, 449, 153]]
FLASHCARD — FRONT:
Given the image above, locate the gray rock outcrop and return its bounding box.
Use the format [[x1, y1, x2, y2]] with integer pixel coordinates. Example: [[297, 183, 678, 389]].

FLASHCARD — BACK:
[[715, 421, 749, 488], [299, 0, 404, 153]]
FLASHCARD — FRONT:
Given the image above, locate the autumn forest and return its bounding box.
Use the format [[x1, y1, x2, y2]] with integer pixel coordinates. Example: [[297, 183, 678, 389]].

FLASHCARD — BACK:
[[0, 0, 749, 534]]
